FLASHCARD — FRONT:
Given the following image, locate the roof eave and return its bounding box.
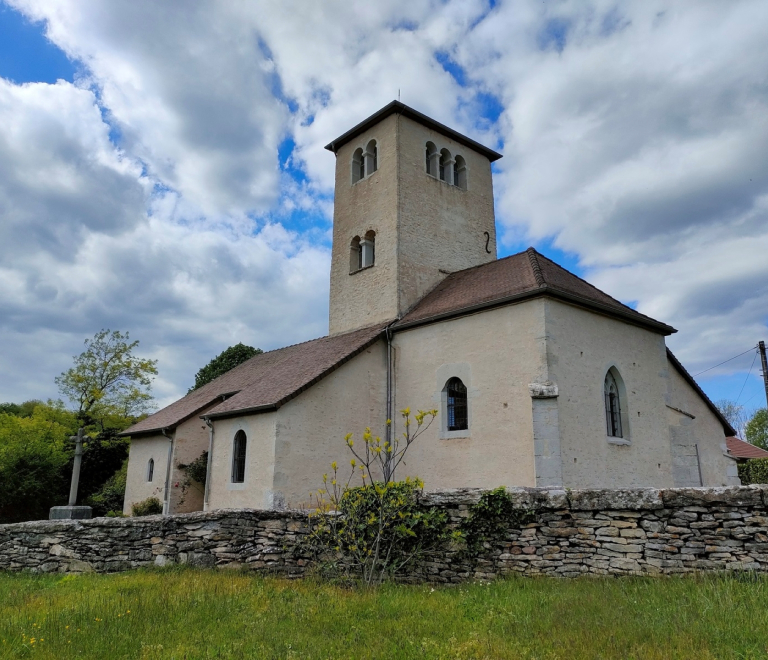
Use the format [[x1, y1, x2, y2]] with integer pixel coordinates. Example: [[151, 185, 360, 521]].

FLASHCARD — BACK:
[[394, 285, 677, 336], [324, 100, 503, 162]]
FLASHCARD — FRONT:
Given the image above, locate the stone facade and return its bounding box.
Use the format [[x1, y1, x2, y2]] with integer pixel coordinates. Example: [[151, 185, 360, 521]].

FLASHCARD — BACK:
[[5, 486, 768, 579]]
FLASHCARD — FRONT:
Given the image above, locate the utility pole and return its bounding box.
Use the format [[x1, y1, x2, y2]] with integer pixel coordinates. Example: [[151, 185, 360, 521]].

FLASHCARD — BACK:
[[760, 340, 768, 410]]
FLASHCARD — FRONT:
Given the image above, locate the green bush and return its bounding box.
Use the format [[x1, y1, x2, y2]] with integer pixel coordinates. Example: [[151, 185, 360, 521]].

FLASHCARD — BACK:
[[85, 459, 127, 516], [131, 496, 163, 516], [738, 458, 768, 484]]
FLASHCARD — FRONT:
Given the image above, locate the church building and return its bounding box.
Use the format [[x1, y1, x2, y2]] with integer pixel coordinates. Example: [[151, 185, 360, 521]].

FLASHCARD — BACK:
[[121, 101, 739, 515]]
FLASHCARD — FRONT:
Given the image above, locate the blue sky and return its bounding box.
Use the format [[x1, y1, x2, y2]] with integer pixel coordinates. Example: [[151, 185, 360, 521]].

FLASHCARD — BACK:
[[0, 0, 766, 420]]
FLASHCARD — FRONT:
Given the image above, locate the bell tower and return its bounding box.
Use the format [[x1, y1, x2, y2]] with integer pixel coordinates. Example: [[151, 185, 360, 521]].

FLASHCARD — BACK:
[[325, 101, 502, 335]]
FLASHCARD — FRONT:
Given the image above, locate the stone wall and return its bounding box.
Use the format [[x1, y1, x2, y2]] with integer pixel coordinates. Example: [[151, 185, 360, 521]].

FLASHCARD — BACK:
[[3, 486, 768, 579]]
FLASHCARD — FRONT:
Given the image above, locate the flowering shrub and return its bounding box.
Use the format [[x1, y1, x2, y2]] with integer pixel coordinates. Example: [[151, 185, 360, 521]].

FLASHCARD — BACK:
[[130, 496, 162, 516], [303, 407, 456, 586]]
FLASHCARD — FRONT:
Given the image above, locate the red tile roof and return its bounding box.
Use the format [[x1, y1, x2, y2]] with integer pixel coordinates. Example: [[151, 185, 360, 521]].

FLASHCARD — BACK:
[[726, 436, 768, 459], [120, 322, 388, 436], [395, 248, 676, 335]]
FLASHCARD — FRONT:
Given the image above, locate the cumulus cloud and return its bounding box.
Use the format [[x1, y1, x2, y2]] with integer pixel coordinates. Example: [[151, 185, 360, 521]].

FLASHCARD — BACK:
[[1, 0, 766, 407]]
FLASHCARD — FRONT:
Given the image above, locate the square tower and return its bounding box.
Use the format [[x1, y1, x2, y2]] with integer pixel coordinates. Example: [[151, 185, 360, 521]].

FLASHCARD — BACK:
[[325, 102, 502, 335]]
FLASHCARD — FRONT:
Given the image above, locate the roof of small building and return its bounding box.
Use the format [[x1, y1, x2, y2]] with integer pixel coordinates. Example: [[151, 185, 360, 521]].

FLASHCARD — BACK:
[[395, 247, 677, 335], [120, 322, 388, 436], [726, 436, 768, 459], [324, 100, 503, 162]]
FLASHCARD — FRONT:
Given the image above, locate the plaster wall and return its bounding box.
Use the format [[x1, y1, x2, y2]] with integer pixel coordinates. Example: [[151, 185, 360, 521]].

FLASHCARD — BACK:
[[123, 434, 168, 514], [273, 340, 388, 508], [544, 299, 674, 488], [391, 301, 546, 490], [167, 410, 214, 514], [396, 115, 497, 314], [329, 114, 399, 335], [666, 363, 739, 486], [207, 413, 277, 510]]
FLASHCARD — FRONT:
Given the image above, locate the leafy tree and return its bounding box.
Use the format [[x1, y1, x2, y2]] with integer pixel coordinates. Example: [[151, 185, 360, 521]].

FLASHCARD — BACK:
[[189, 343, 262, 392], [715, 399, 750, 438], [0, 400, 45, 417], [55, 329, 158, 430], [746, 408, 768, 450], [0, 406, 74, 523], [85, 459, 127, 517]]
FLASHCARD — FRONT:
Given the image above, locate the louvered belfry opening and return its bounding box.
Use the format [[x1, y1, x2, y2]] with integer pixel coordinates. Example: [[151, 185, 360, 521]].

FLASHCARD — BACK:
[[446, 377, 468, 431], [604, 371, 623, 438], [232, 430, 247, 483]]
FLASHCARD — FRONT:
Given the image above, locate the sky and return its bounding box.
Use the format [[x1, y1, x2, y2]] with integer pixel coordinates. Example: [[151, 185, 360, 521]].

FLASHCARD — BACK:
[[0, 0, 766, 418]]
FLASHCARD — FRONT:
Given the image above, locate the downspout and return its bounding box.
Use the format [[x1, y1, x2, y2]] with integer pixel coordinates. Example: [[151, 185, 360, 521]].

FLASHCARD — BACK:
[[203, 417, 214, 511], [161, 427, 174, 515], [386, 321, 397, 447]]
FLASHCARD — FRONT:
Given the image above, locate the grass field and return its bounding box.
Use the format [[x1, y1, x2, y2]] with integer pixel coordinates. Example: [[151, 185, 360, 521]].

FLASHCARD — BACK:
[[1, 568, 768, 659]]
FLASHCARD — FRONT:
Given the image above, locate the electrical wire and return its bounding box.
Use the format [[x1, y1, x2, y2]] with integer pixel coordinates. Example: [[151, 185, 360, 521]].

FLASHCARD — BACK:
[[692, 346, 758, 377], [735, 349, 759, 404]]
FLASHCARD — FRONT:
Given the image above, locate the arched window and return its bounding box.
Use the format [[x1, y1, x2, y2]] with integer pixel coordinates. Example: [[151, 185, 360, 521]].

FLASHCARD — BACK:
[[454, 155, 467, 189], [350, 236, 362, 272], [439, 148, 453, 184], [425, 141, 438, 176], [445, 377, 468, 431], [352, 148, 364, 183], [361, 230, 375, 268], [146, 458, 154, 482], [365, 140, 378, 175], [604, 369, 624, 438], [232, 430, 247, 483]]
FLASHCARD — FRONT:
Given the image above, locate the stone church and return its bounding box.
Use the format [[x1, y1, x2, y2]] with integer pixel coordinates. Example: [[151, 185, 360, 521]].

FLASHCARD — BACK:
[[121, 101, 739, 515]]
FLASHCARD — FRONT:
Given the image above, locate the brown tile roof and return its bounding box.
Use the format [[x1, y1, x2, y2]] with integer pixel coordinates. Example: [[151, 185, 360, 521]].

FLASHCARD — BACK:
[[726, 436, 768, 459], [395, 247, 676, 335], [120, 322, 388, 436]]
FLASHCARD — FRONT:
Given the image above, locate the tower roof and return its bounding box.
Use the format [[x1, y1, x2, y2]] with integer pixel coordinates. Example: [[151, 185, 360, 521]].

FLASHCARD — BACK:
[[394, 247, 677, 335], [324, 100, 503, 162]]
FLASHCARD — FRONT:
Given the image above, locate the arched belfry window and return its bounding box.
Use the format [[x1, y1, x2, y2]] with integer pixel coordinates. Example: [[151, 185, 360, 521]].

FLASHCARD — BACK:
[[425, 142, 438, 176], [439, 148, 453, 184], [454, 155, 467, 190], [445, 377, 468, 432], [366, 140, 378, 174], [361, 230, 375, 268], [232, 430, 247, 483], [604, 369, 624, 438], [147, 458, 154, 482], [352, 148, 364, 183], [350, 236, 362, 272]]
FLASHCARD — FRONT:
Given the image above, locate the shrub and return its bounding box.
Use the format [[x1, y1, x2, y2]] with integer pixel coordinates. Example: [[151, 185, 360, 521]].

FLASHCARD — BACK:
[[460, 487, 534, 557], [131, 496, 162, 516], [738, 458, 768, 485], [85, 459, 127, 516]]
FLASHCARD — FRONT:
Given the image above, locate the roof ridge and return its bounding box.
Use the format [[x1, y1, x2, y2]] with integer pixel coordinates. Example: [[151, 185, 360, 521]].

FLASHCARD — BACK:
[[526, 247, 546, 287]]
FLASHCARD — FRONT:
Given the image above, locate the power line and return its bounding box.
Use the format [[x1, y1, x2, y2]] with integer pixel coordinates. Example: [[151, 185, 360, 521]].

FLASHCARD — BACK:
[[692, 346, 757, 377], [735, 349, 759, 404]]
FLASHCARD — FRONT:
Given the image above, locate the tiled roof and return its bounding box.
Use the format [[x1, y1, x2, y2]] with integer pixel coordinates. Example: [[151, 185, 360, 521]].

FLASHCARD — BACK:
[[726, 436, 768, 459], [120, 322, 388, 436], [395, 247, 676, 335]]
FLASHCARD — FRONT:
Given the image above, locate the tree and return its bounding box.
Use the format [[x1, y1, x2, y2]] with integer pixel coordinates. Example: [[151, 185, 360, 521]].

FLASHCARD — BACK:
[[715, 399, 751, 438], [189, 343, 262, 392], [746, 409, 768, 450], [55, 329, 158, 430]]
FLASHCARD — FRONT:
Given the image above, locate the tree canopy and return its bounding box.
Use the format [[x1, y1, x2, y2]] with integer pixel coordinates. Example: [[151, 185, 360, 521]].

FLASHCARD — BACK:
[[746, 408, 768, 450], [55, 329, 158, 429], [189, 343, 262, 392]]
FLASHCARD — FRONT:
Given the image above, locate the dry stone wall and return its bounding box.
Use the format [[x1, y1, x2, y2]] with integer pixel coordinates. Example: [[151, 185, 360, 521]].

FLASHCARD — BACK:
[[3, 486, 768, 580]]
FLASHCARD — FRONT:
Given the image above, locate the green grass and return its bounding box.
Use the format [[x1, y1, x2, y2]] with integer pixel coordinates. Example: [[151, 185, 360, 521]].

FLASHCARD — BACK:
[[1, 569, 768, 659]]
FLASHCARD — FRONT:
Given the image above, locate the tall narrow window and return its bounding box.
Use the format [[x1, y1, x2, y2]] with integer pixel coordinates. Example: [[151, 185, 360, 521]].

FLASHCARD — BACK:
[[445, 377, 468, 431], [361, 230, 375, 268], [604, 370, 623, 438], [147, 458, 154, 482], [439, 148, 453, 184], [425, 141, 438, 176], [365, 139, 378, 176], [454, 155, 467, 189], [352, 148, 364, 183], [350, 236, 362, 272], [232, 430, 247, 483]]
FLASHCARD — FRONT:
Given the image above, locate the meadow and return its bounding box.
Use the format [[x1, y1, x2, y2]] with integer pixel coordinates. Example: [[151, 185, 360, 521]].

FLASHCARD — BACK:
[[1, 568, 768, 659]]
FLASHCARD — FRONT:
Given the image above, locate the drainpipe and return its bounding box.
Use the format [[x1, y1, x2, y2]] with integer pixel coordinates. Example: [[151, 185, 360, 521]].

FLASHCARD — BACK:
[[203, 417, 214, 511], [161, 427, 174, 515], [386, 321, 396, 447]]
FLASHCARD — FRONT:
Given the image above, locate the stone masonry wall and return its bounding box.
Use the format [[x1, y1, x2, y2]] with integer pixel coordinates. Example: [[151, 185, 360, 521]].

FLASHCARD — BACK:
[[3, 486, 768, 580]]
